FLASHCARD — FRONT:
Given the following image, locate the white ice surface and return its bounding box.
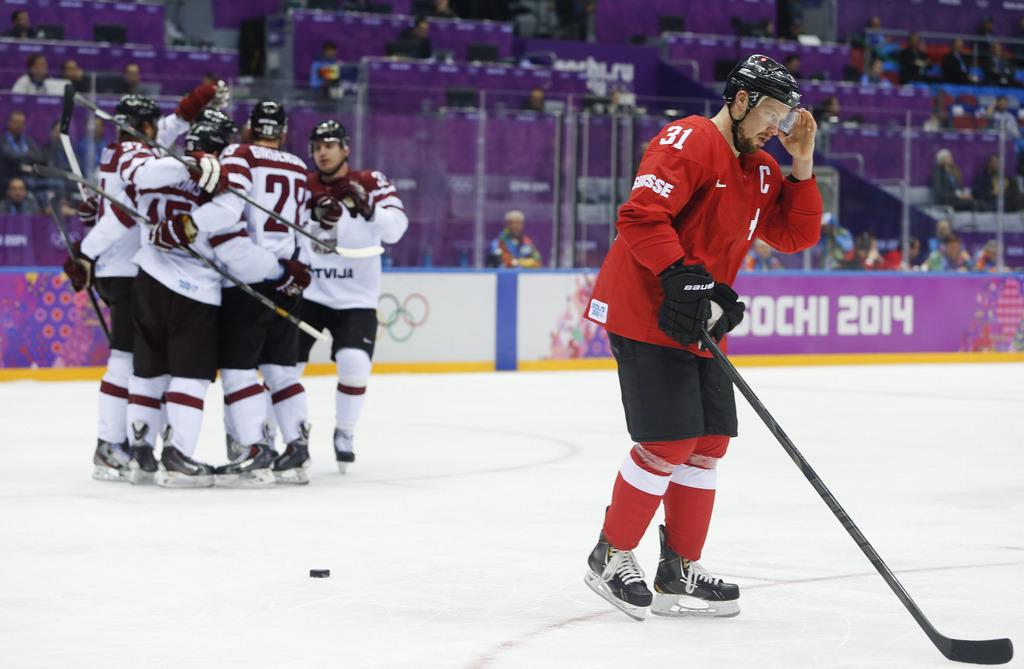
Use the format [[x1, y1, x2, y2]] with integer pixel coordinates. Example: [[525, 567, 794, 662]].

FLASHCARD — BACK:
[[0, 364, 1022, 669]]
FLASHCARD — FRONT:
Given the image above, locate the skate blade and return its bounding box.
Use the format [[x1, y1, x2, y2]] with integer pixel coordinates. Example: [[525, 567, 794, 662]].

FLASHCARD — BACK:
[[584, 571, 647, 621], [650, 593, 740, 618], [336, 461, 350, 474], [215, 468, 276, 488], [92, 465, 129, 482], [155, 469, 214, 488], [127, 465, 156, 485], [273, 466, 310, 484]]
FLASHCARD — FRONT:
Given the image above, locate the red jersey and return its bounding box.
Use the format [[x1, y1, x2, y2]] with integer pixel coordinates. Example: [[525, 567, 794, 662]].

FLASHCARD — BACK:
[[585, 116, 822, 354]]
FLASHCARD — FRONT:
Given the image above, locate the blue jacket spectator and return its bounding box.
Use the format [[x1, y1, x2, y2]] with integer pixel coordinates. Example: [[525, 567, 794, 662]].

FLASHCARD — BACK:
[[310, 41, 343, 92], [486, 210, 542, 268]]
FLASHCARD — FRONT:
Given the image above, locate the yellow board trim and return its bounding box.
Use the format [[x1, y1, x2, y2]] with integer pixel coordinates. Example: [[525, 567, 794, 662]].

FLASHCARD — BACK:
[[1, 352, 1020, 382], [520, 351, 1024, 371]]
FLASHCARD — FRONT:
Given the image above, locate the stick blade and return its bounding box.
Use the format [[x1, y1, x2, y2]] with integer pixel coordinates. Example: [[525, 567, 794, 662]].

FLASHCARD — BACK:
[[60, 83, 76, 134], [941, 637, 1013, 665]]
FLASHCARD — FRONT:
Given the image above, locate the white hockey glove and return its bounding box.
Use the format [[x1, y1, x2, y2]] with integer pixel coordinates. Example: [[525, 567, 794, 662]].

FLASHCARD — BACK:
[[190, 152, 226, 195]]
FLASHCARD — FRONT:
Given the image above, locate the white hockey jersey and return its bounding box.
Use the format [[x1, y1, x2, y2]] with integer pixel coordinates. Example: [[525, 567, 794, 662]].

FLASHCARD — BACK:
[[131, 156, 279, 306], [216, 143, 309, 263], [78, 114, 190, 277], [301, 169, 408, 310]]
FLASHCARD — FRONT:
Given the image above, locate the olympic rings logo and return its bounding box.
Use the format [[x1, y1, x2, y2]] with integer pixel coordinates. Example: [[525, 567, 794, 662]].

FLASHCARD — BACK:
[[377, 293, 429, 342]]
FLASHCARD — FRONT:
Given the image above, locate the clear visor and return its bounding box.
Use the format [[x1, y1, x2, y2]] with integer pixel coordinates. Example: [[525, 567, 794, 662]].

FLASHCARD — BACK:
[[755, 96, 800, 134]]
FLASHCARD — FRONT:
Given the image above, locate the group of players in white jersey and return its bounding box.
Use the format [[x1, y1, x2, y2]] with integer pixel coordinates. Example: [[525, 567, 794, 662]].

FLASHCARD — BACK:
[[63, 82, 408, 487]]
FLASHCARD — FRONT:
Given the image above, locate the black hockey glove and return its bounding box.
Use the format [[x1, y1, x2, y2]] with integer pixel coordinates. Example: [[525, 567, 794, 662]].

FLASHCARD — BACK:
[[78, 196, 98, 227], [657, 261, 714, 346], [62, 241, 94, 292], [335, 178, 374, 220], [311, 194, 343, 228], [707, 282, 745, 341]]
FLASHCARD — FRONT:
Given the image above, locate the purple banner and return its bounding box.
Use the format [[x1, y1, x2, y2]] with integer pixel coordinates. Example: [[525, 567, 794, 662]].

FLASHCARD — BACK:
[[0, 215, 85, 265], [0, 269, 110, 367], [518, 38, 661, 98], [596, 0, 775, 44], [0, 1, 165, 45], [728, 273, 1024, 354]]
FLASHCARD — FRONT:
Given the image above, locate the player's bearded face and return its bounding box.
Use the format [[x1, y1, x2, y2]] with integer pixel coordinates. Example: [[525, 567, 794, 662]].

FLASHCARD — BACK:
[[736, 98, 789, 154], [313, 141, 348, 174]]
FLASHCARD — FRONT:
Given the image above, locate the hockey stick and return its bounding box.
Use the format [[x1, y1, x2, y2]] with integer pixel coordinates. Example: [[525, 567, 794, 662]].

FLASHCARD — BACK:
[[56, 83, 113, 343], [698, 329, 1012, 665], [72, 93, 384, 260], [36, 165, 329, 343], [45, 196, 112, 344]]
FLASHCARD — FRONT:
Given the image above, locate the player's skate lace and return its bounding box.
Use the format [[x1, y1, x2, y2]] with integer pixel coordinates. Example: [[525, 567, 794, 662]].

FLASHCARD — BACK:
[[682, 560, 721, 594], [603, 549, 646, 585]]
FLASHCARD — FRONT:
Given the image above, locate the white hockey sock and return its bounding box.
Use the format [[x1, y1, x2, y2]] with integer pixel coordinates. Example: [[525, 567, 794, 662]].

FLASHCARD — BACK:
[[221, 368, 267, 446], [335, 348, 371, 432], [261, 363, 308, 444], [97, 349, 132, 444], [164, 377, 210, 458], [126, 374, 169, 447]]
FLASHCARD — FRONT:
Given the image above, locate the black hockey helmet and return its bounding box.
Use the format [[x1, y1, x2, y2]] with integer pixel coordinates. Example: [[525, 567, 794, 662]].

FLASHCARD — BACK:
[[185, 110, 238, 154], [308, 119, 349, 154], [248, 99, 287, 139], [114, 93, 160, 131], [724, 54, 800, 111]]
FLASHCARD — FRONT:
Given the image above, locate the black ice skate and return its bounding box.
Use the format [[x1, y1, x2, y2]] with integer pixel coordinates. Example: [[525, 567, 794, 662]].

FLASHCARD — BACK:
[[127, 421, 159, 485], [651, 525, 740, 618], [334, 427, 355, 474], [225, 432, 246, 462], [584, 531, 653, 621], [215, 442, 277, 488], [92, 439, 130, 482], [156, 444, 215, 489], [273, 422, 311, 484]]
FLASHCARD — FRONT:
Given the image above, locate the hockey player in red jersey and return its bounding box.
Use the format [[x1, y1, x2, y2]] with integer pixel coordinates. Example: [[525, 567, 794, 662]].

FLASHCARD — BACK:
[[582, 55, 823, 620], [289, 120, 408, 477]]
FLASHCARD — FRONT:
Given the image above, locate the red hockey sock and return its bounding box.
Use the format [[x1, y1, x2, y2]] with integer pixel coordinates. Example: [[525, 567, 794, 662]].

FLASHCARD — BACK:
[[602, 438, 698, 551], [663, 435, 729, 560]]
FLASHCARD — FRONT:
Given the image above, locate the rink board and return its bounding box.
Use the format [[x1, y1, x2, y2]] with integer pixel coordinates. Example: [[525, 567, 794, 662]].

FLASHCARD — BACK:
[[0, 268, 1022, 375]]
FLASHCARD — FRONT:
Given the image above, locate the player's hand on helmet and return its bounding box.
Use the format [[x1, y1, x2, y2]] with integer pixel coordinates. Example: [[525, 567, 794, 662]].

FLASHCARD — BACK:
[[151, 213, 197, 251], [211, 80, 230, 110], [778, 108, 816, 161], [176, 83, 218, 123], [657, 261, 714, 346], [311, 193, 343, 229], [274, 258, 311, 297], [335, 178, 374, 220], [706, 282, 745, 342], [77, 196, 98, 227], [189, 151, 227, 195], [62, 241, 94, 292]]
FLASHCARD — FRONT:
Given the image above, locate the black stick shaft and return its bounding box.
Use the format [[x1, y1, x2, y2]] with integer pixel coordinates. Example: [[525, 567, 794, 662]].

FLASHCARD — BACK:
[[46, 201, 112, 345], [699, 329, 1012, 664]]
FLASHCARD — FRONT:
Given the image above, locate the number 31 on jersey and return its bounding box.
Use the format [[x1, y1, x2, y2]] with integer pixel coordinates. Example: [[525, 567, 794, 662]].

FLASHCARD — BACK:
[[659, 126, 693, 150]]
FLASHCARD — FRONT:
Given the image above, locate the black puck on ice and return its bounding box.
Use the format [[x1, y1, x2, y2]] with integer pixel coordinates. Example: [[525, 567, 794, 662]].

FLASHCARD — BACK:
[[309, 569, 331, 578]]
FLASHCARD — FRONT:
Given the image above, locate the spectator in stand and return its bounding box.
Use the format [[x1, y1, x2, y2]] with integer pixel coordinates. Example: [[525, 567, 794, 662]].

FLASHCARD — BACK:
[[812, 96, 840, 126], [922, 111, 943, 131], [310, 41, 343, 95], [850, 232, 884, 270], [882, 236, 922, 270], [928, 218, 954, 254], [924, 233, 970, 271], [61, 59, 89, 93], [984, 95, 1020, 139], [972, 154, 1023, 211], [400, 16, 433, 59], [486, 210, 542, 268], [118, 63, 142, 94], [818, 212, 854, 270], [4, 9, 40, 39], [941, 38, 977, 85], [859, 15, 887, 60], [973, 239, 1001, 272], [75, 117, 106, 181], [983, 42, 1014, 87], [523, 87, 545, 112], [930, 148, 974, 211], [743, 238, 783, 271], [976, 16, 995, 59], [783, 55, 803, 80], [0, 177, 40, 214], [860, 58, 892, 87], [430, 0, 458, 18], [11, 54, 62, 95], [899, 32, 931, 84], [0, 110, 46, 191]]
